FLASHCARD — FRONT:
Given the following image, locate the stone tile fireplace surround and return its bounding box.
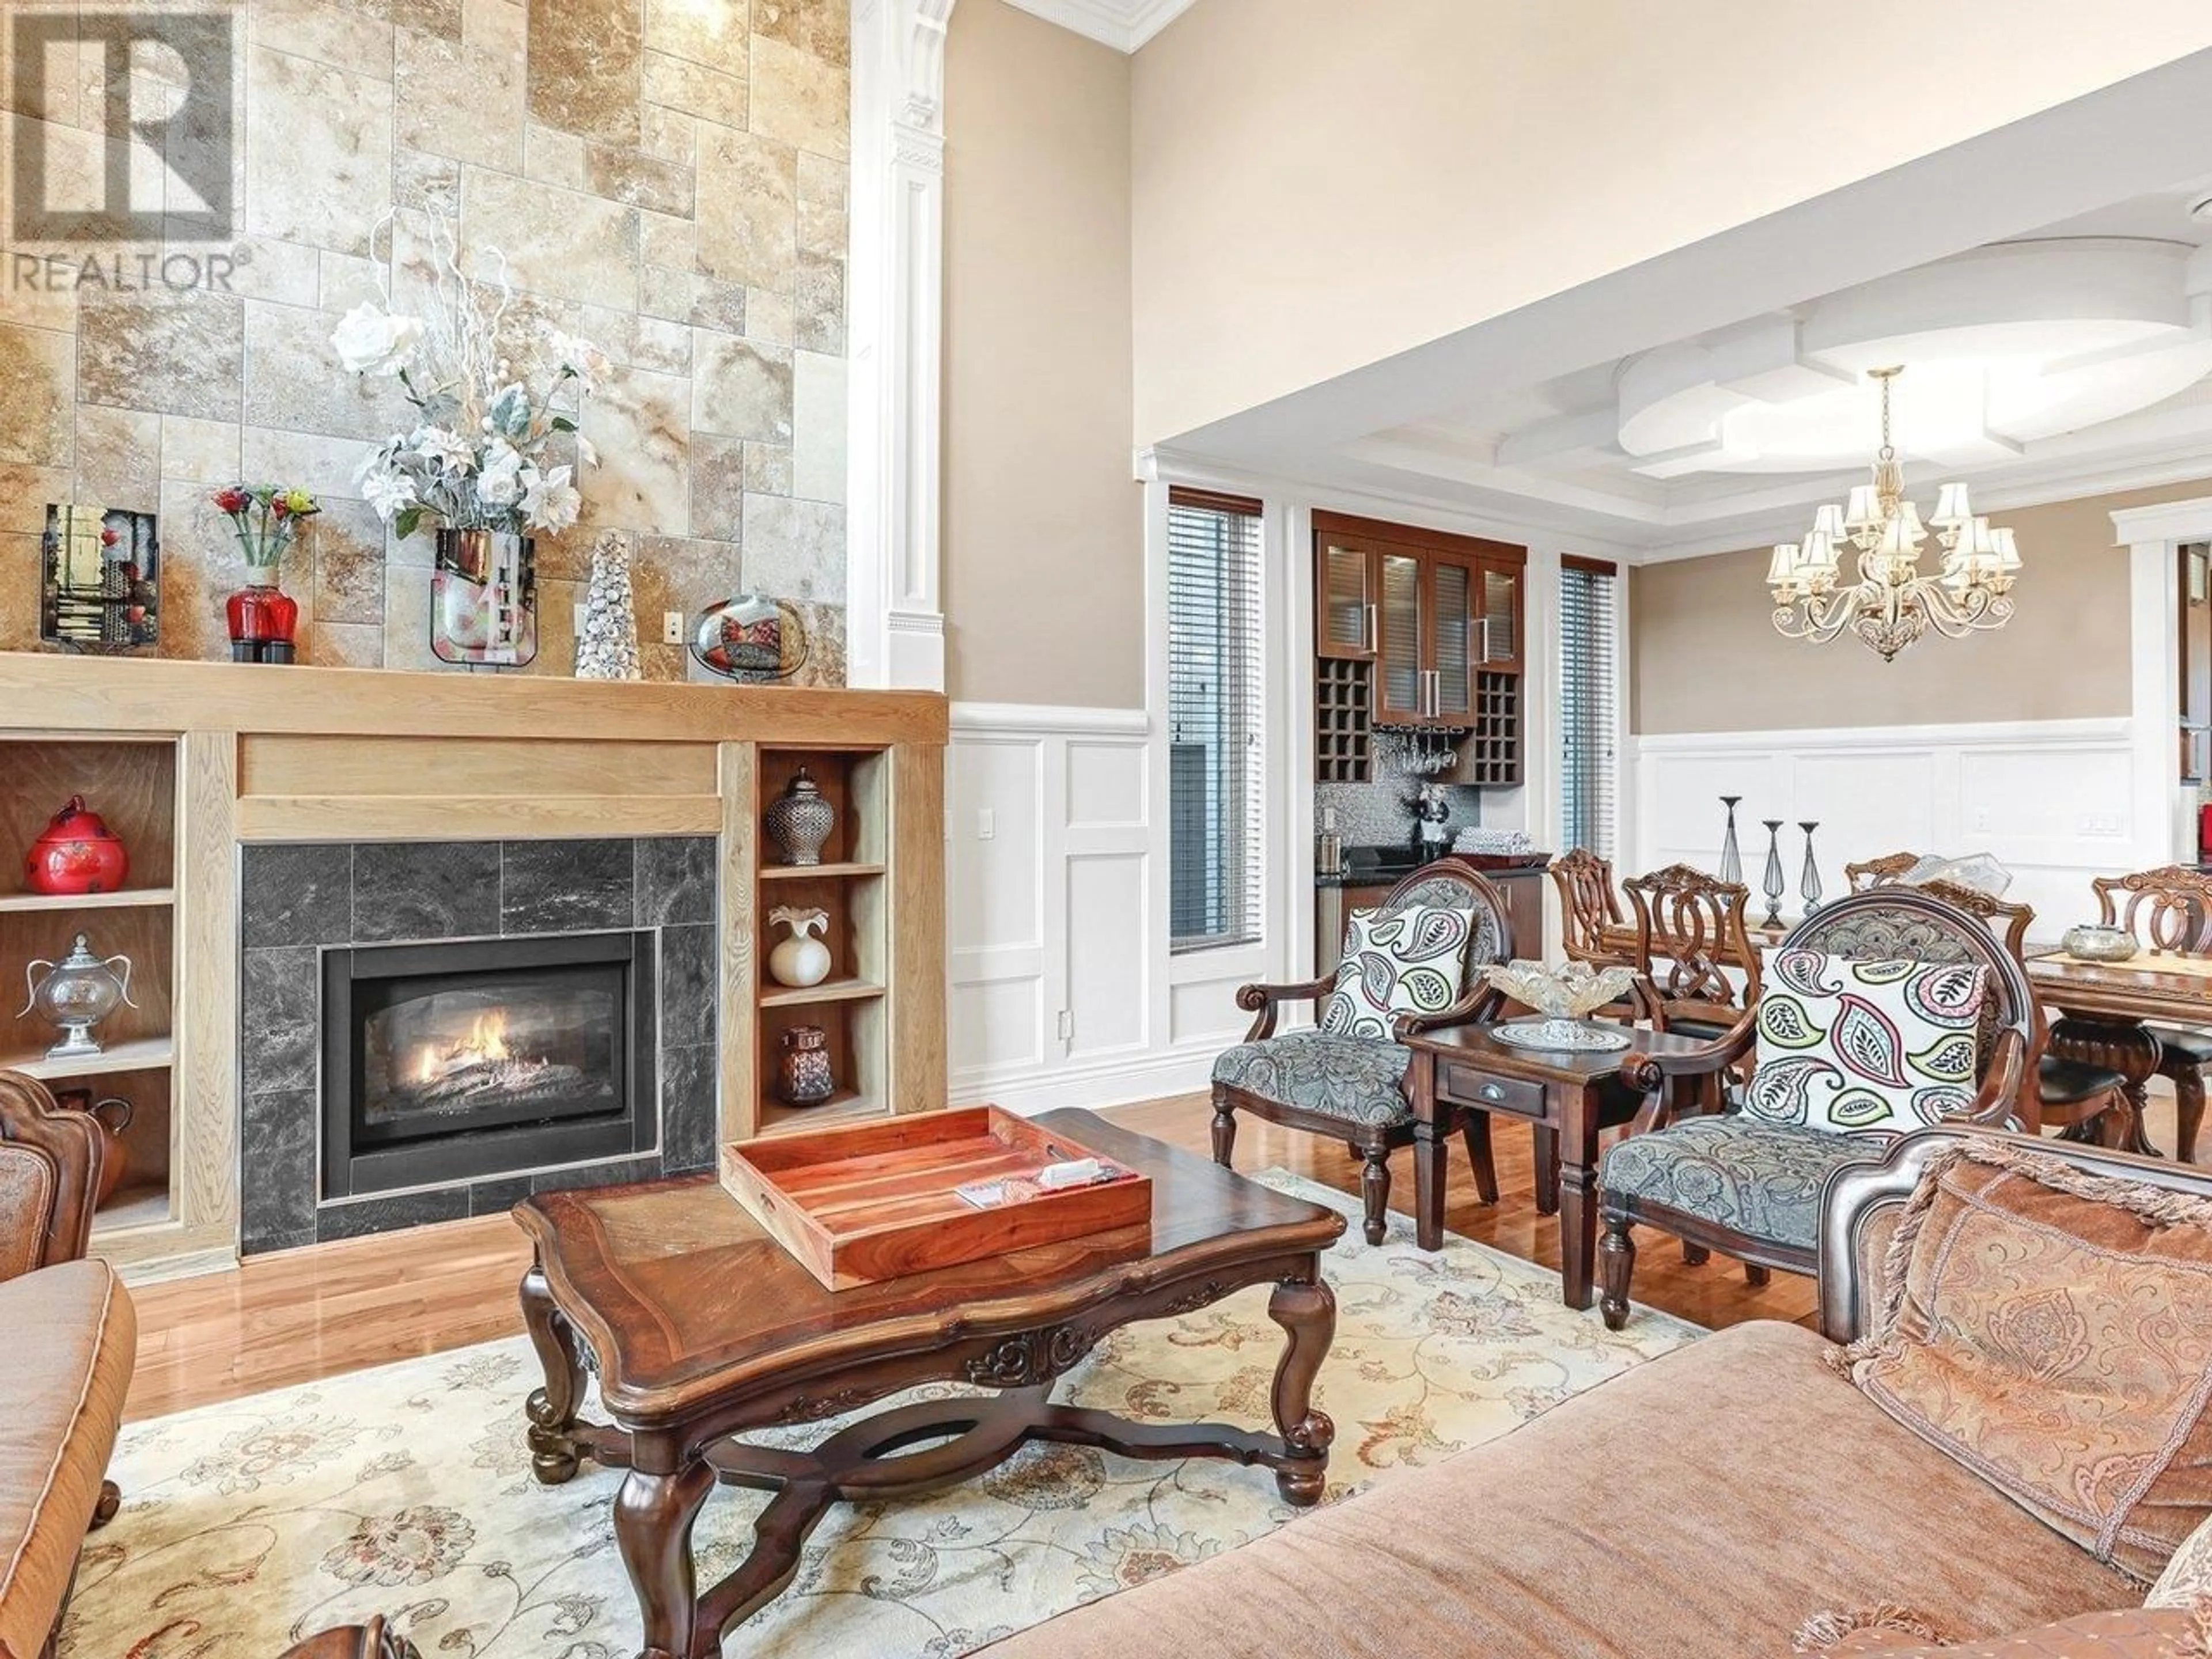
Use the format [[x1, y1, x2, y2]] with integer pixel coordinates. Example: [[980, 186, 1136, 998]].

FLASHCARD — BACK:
[[238, 837, 719, 1254]]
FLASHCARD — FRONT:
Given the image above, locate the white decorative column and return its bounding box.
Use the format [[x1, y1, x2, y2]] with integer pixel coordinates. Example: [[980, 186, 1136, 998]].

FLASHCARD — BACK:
[[2113, 497, 2212, 869], [846, 0, 955, 691]]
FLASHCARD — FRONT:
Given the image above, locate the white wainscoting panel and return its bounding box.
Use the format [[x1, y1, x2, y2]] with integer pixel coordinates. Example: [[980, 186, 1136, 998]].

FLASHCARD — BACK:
[[948, 703, 1172, 1111], [1630, 718, 2147, 938]]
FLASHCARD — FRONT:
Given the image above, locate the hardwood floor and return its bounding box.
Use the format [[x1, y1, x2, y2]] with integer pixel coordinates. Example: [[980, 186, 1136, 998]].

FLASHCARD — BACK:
[[122, 1088, 2186, 1422]]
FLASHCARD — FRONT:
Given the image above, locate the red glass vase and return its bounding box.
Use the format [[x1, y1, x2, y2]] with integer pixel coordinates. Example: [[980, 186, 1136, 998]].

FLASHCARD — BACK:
[[226, 569, 298, 664]]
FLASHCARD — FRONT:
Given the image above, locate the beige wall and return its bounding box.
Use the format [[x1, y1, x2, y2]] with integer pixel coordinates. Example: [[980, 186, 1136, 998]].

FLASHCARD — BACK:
[[941, 0, 1144, 709], [0, 0, 853, 681], [1630, 480, 2212, 734], [1129, 2, 2212, 446]]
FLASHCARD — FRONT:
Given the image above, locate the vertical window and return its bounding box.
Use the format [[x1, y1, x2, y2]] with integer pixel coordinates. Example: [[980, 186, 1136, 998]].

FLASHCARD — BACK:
[[1168, 488, 1265, 953], [1559, 556, 1619, 858]]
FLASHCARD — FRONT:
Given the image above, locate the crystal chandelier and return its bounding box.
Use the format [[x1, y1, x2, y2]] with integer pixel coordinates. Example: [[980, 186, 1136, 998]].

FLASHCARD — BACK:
[[1766, 366, 2021, 661]]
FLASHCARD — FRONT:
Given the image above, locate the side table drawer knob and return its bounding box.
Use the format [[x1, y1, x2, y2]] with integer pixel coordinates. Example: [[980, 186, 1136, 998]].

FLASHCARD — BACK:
[[1479, 1084, 1505, 1103]]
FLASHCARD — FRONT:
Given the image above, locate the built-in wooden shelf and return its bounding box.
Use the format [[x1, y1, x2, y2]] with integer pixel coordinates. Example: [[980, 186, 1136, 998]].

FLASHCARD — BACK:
[[758, 862, 886, 881], [1, 1035, 174, 1081], [91, 1178, 172, 1236], [0, 887, 176, 914], [759, 977, 887, 1010], [757, 1090, 879, 1136]]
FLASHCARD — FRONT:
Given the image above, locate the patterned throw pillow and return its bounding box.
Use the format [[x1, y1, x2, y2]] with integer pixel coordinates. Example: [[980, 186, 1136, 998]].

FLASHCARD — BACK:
[[1840, 1142, 2212, 1585], [1744, 950, 1988, 1134], [1317, 906, 1474, 1040]]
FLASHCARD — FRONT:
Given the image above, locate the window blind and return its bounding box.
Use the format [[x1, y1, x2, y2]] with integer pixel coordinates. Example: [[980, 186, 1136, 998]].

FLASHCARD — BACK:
[[1559, 558, 1619, 859], [1168, 488, 1265, 954]]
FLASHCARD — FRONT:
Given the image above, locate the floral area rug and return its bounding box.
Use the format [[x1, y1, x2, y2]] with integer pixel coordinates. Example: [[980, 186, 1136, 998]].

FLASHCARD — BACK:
[[65, 1173, 1703, 1658]]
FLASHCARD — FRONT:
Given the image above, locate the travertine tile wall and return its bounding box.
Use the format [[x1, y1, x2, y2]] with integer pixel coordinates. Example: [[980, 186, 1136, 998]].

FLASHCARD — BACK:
[[0, 0, 850, 681]]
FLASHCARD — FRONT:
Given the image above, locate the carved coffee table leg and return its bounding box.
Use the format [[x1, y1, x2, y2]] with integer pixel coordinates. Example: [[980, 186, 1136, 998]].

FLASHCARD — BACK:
[[520, 1260, 588, 1484], [1266, 1272, 1335, 1505], [615, 1459, 716, 1659]]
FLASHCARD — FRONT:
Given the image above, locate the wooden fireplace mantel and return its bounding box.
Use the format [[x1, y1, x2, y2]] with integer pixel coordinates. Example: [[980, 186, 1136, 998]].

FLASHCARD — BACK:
[[0, 653, 949, 1279]]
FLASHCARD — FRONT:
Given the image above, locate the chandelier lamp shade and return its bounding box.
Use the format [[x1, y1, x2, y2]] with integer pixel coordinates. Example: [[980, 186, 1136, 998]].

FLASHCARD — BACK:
[[1766, 366, 2021, 661]]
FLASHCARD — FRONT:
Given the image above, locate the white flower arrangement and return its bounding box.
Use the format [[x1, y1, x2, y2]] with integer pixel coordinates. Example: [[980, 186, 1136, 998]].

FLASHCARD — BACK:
[[334, 214, 609, 541]]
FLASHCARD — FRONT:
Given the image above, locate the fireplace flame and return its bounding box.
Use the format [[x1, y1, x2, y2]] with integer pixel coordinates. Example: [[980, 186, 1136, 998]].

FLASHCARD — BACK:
[[411, 1009, 512, 1085]]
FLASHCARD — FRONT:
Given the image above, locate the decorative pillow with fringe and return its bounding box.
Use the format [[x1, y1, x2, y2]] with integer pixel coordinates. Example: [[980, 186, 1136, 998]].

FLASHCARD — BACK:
[[1795, 1603, 2211, 1654], [1834, 1141, 2212, 1586]]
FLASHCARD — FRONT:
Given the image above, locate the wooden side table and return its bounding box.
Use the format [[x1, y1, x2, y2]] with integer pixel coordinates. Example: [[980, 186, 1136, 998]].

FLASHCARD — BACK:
[[1400, 1022, 1715, 1309]]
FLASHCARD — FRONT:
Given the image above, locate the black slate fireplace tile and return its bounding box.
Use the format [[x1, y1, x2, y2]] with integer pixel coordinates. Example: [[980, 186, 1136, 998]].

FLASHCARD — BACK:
[[662, 1043, 718, 1173], [239, 1089, 317, 1253], [502, 839, 636, 933], [530, 1154, 662, 1195], [660, 923, 717, 1046], [241, 844, 353, 948], [637, 837, 717, 926], [468, 1175, 534, 1217], [353, 841, 501, 942], [317, 1185, 470, 1242], [241, 946, 319, 1095]]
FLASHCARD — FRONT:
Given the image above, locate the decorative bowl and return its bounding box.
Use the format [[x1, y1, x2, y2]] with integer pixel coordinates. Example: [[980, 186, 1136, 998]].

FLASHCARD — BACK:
[[2060, 924, 2137, 964], [1480, 959, 1640, 1020]]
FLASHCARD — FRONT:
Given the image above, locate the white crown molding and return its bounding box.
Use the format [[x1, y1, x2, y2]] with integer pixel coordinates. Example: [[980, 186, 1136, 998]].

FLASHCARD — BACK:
[[998, 0, 1197, 52], [2111, 495, 2212, 546]]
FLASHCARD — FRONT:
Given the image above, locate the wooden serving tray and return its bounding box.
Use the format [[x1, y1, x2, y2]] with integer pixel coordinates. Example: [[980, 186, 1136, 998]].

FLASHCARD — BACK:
[[719, 1105, 1153, 1290]]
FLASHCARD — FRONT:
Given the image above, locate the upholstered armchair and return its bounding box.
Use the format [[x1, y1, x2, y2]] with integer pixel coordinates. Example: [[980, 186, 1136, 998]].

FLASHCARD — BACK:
[[1595, 887, 2035, 1330], [2089, 866, 2212, 1162], [1213, 865, 1514, 1245]]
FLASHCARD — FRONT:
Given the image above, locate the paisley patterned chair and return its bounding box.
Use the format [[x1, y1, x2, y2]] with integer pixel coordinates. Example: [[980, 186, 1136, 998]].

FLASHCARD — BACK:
[[1213, 865, 1513, 1246], [1595, 887, 2034, 1330]]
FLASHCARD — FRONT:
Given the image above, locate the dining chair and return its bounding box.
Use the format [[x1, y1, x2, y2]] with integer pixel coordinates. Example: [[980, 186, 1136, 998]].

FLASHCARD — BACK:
[[1846, 854, 2129, 1141], [1549, 849, 1632, 968], [1211, 864, 1514, 1245], [2092, 865, 2212, 1162], [1596, 887, 2035, 1330], [1620, 863, 1762, 1039]]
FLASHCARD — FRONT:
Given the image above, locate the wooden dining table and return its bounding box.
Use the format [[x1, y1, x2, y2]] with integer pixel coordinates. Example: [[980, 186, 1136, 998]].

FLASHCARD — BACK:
[[2024, 948, 2212, 1156]]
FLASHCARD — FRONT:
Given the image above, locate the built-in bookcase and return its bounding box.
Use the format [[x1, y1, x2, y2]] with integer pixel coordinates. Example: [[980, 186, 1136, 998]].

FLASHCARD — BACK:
[[0, 737, 181, 1238]]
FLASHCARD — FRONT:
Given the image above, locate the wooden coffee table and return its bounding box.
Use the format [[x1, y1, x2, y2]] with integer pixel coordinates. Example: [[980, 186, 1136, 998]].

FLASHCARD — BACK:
[[512, 1109, 1344, 1659]]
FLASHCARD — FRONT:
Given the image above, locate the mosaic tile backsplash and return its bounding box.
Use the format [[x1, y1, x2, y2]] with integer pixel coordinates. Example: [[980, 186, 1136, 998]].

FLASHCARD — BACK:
[[1316, 738, 1484, 853], [0, 0, 850, 682]]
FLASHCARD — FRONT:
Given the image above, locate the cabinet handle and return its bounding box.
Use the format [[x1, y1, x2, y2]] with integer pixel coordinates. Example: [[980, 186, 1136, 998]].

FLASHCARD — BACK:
[[1365, 603, 1377, 656], [1474, 616, 1490, 666]]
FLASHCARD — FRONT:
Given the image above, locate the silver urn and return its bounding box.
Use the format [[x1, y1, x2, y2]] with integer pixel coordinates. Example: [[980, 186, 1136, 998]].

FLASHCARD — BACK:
[[18, 932, 137, 1059], [765, 767, 836, 866]]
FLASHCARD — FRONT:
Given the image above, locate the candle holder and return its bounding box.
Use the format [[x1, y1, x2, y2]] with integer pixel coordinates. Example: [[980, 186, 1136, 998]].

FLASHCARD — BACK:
[[1718, 796, 1743, 884], [1760, 820, 1787, 929], [1798, 821, 1823, 915]]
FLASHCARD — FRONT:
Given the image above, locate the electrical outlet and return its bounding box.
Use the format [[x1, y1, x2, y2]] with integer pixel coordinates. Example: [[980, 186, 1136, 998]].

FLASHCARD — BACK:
[[978, 808, 996, 840], [573, 602, 589, 637], [1972, 807, 1991, 832], [661, 611, 685, 645], [1056, 1010, 1074, 1041]]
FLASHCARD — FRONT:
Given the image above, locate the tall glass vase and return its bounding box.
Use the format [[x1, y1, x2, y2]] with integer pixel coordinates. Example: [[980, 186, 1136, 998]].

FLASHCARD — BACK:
[[1718, 796, 1743, 884], [1798, 821, 1823, 915], [1760, 820, 1787, 929]]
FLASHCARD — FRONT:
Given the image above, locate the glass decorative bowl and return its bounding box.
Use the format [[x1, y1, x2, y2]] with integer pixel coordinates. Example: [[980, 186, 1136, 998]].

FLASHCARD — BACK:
[[1480, 959, 1641, 1019], [2060, 924, 2137, 964]]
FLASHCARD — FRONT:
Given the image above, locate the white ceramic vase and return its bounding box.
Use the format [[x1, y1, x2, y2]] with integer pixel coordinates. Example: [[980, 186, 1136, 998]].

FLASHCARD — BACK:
[[767, 906, 832, 988]]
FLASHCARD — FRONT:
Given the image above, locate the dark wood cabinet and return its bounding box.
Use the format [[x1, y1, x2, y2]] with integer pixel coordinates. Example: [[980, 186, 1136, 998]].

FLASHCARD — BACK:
[[1311, 513, 1527, 782]]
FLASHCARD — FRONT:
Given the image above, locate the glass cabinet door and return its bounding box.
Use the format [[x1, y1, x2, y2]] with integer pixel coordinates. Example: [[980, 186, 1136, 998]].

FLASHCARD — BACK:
[[1316, 540, 1375, 660], [1479, 562, 1521, 671], [1374, 551, 1425, 723], [1431, 554, 1475, 722]]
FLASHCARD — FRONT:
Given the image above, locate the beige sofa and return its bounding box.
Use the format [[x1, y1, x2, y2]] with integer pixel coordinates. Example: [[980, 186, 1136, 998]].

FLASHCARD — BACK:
[[986, 1130, 2181, 1658]]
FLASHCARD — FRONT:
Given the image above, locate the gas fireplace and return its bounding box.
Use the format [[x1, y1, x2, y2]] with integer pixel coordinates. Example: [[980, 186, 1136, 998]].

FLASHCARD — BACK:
[[321, 931, 658, 1199]]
